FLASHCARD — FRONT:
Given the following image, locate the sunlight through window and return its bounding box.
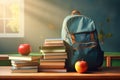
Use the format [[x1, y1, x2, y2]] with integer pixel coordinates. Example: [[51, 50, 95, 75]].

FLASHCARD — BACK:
[[0, 0, 24, 37]]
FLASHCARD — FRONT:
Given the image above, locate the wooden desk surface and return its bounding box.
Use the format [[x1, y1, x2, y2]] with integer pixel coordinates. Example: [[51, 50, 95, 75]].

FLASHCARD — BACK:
[[0, 66, 120, 80]]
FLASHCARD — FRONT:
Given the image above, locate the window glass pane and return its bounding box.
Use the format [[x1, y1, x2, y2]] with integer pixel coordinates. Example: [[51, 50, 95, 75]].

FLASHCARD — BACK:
[[0, 20, 4, 33], [0, 3, 3, 18], [5, 20, 19, 33], [5, 1, 19, 18], [5, 3, 13, 18]]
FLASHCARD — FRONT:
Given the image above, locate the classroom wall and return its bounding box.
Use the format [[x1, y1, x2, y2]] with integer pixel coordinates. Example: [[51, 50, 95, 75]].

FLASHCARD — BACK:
[[0, 0, 120, 53]]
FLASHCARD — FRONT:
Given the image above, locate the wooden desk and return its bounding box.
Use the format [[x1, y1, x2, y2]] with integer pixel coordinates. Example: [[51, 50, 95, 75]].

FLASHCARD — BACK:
[[104, 56, 120, 67], [0, 66, 120, 80], [0, 54, 9, 60]]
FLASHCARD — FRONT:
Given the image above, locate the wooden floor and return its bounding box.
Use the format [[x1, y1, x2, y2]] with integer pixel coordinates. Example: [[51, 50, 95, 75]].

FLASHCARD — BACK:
[[0, 66, 120, 80]]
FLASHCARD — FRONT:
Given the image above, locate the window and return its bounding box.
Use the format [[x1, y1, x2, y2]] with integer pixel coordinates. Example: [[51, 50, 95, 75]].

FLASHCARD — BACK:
[[0, 0, 24, 37]]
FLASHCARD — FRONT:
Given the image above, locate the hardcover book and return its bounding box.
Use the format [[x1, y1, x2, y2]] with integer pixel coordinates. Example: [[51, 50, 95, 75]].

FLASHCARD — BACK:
[[12, 66, 38, 69], [43, 55, 67, 59], [44, 38, 65, 46], [40, 46, 66, 53], [44, 38, 64, 43], [11, 68, 38, 73], [11, 60, 39, 64], [39, 68, 67, 72], [9, 55, 42, 61], [11, 61, 39, 67]]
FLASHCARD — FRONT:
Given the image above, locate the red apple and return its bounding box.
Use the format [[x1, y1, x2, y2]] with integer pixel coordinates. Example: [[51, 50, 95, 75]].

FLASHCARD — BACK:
[[75, 60, 88, 73], [18, 44, 31, 56]]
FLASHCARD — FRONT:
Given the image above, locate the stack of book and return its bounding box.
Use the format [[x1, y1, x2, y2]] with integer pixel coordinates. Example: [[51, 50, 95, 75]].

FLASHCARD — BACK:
[[9, 55, 42, 73], [39, 38, 68, 72]]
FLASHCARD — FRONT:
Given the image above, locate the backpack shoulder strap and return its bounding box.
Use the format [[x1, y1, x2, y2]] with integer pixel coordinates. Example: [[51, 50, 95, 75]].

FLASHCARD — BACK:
[[71, 34, 76, 44]]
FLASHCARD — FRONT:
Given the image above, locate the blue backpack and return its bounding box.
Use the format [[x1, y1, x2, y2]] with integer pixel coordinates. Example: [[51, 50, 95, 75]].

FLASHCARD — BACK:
[[61, 15, 104, 71]]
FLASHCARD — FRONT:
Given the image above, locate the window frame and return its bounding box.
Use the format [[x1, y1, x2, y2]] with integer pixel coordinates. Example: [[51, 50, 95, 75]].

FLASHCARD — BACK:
[[0, 0, 24, 38]]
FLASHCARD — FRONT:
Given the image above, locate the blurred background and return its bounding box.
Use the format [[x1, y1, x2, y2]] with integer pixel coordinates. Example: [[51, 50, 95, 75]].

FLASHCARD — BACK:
[[0, 0, 120, 52]]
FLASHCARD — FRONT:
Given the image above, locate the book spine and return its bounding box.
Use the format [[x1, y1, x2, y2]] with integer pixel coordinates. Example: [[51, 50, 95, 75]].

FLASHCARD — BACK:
[[9, 56, 42, 61], [11, 60, 39, 64], [40, 59, 66, 62], [41, 52, 67, 55], [41, 47, 66, 52], [44, 43, 64, 46], [41, 46, 66, 50], [12, 66, 38, 69], [39, 68, 67, 72], [11, 69, 38, 73], [40, 62, 65, 66], [39, 65, 65, 69], [44, 40, 64, 43], [11, 62, 39, 67]]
